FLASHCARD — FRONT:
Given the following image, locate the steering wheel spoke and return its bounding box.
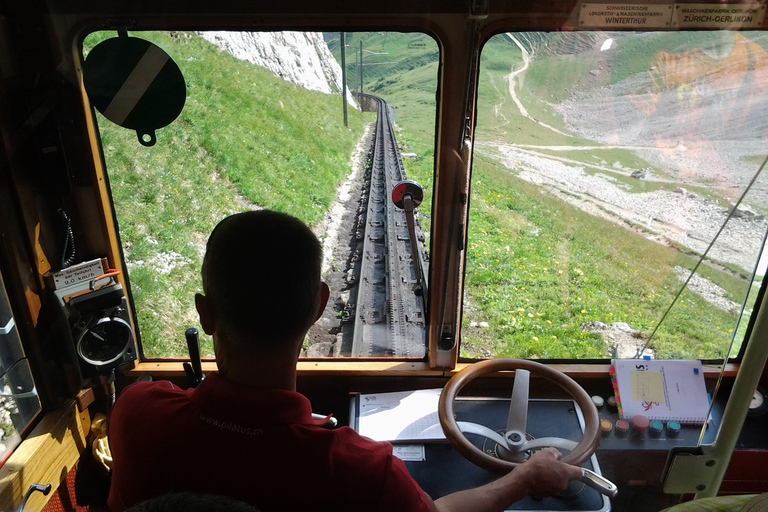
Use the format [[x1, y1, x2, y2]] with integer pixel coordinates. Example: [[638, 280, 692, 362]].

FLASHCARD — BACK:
[[519, 436, 578, 453], [506, 368, 530, 440], [456, 420, 579, 464], [457, 421, 509, 448]]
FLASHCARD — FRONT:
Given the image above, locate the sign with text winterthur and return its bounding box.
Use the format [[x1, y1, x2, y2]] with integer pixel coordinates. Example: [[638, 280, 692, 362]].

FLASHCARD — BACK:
[[580, 3, 765, 28], [672, 3, 766, 28], [580, 3, 673, 28]]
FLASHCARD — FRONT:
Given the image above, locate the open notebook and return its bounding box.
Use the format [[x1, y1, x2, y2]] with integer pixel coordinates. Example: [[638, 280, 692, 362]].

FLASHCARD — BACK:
[[610, 359, 710, 423]]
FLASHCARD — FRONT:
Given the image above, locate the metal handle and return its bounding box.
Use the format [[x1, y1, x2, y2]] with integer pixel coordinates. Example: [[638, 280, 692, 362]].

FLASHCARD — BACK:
[[311, 413, 338, 428], [581, 468, 618, 498], [14, 484, 51, 512]]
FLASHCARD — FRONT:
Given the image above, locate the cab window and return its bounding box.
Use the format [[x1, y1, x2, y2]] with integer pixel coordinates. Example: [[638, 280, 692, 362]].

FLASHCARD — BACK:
[[83, 31, 438, 359], [465, 30, 768, 360]]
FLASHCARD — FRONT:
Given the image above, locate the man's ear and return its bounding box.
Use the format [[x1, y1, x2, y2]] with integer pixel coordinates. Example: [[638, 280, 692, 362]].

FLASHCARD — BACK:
[[195, 293, 216, 335], [314, 282, 330, 322]]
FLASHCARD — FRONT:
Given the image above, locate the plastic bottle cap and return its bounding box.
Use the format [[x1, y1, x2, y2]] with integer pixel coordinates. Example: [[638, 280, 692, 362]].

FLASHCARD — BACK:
[[592, 395, 605, 409], [616, 419, 629, 432], [650, 420, 663, 432], [667, 421, 681, 434], [600, 419, 613, 433], [607, 396, 618, 408]]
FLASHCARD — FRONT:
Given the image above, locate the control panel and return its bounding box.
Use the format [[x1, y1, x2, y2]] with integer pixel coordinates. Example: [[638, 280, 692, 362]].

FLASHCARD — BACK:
[[51, 259, 137, 377], [588, 392, 717, 451]]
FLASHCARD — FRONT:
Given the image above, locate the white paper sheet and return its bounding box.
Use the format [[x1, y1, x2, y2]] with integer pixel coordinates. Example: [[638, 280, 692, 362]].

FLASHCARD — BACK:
[[357, 388, 446, 442]]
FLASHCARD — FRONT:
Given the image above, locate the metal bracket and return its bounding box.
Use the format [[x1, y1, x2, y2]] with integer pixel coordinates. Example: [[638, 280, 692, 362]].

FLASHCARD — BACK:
[[439, 332, 456, 351], [662, 446, 721, 494], [13, 484, 51, 512], [106, 19, 136, 34], [469, 0, 489, 19]]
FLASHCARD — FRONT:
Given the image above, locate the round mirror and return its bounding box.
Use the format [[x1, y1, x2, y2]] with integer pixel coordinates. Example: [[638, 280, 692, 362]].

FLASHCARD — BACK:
[[83, 36, 186, 146]]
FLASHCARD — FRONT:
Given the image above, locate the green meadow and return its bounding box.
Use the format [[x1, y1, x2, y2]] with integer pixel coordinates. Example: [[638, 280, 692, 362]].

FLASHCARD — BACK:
[[85, 31, 367, 357]]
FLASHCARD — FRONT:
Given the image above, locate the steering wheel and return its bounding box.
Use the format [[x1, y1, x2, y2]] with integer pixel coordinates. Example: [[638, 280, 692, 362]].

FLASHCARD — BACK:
[[438, 358, 600, 474]]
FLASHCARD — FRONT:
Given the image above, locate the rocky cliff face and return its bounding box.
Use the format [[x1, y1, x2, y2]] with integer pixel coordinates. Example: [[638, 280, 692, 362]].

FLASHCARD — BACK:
[[197, 31, 357, 109]]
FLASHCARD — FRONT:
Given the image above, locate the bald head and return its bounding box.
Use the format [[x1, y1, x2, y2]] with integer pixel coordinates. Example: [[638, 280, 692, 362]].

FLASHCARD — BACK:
[[200, 210, 323, 353]]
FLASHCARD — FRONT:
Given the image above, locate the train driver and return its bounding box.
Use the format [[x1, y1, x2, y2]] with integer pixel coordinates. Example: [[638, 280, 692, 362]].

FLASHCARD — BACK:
[[107, 209, 583, 512]]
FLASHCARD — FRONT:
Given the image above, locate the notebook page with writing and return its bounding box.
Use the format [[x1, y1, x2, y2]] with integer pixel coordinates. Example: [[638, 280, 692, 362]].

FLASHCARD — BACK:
[[611, 359, 709, 424]]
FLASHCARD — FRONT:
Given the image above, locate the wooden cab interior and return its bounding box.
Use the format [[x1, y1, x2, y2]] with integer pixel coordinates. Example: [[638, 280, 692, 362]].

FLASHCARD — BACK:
[[1, 1, 768, 511]]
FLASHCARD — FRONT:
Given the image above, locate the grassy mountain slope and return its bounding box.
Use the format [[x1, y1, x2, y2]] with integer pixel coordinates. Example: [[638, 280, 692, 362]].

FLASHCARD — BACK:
[[85, 31, 366, 357]]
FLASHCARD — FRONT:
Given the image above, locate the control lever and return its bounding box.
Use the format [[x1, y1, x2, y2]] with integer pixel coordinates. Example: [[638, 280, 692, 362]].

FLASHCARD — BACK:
[[391, 180, 427, 298], [580, 468, 618, 498], [14, 484, 51, 512], [183, 327, 205, 388]]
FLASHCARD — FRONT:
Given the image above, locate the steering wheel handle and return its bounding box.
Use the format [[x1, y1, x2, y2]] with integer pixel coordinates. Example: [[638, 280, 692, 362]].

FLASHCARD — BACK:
[[438, 358, 600, 473]]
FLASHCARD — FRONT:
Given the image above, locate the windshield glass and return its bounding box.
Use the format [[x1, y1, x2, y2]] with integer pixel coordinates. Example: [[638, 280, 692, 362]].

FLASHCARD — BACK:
[[464, 31, 768, 360], [85, 30, 438, 359]]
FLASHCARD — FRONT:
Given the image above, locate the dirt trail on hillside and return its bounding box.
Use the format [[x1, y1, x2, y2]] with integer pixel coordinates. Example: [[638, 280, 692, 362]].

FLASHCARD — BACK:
[[485, 37, 768, 276], [471, 41, 768, 353], [507, 35, 572, 137], [480, 140, 767, 274]]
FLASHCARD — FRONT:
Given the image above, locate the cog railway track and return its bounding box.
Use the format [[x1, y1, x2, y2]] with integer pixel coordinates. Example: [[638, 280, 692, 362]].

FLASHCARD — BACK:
[[350, 96, 428, 358]]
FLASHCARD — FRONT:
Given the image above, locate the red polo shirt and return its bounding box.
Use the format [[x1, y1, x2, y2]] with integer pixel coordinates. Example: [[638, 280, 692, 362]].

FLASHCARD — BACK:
[[107, 373, 432, 512]]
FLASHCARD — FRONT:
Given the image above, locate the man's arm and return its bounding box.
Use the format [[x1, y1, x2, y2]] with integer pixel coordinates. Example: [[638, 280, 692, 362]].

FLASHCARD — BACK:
[[429, 447, 584, 512]]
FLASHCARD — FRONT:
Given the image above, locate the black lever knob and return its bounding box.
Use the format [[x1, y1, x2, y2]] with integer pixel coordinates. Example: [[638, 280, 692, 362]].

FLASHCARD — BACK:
[[184, 327, 204, 388]]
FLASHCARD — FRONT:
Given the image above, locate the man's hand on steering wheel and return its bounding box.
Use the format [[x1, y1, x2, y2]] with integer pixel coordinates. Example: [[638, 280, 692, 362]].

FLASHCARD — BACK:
[[432, 447, 585, 512], [513, 447, 585, 498]]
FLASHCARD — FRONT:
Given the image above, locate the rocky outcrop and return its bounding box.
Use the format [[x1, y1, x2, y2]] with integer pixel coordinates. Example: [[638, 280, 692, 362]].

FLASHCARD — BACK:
[[197, 31, 358, 109]]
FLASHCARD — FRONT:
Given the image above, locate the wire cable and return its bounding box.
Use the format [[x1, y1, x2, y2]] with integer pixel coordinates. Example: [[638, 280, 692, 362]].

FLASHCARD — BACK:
[[639, 153, 768, 358], [58, 208, 76, 269], [636, 153, 768, 447]]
